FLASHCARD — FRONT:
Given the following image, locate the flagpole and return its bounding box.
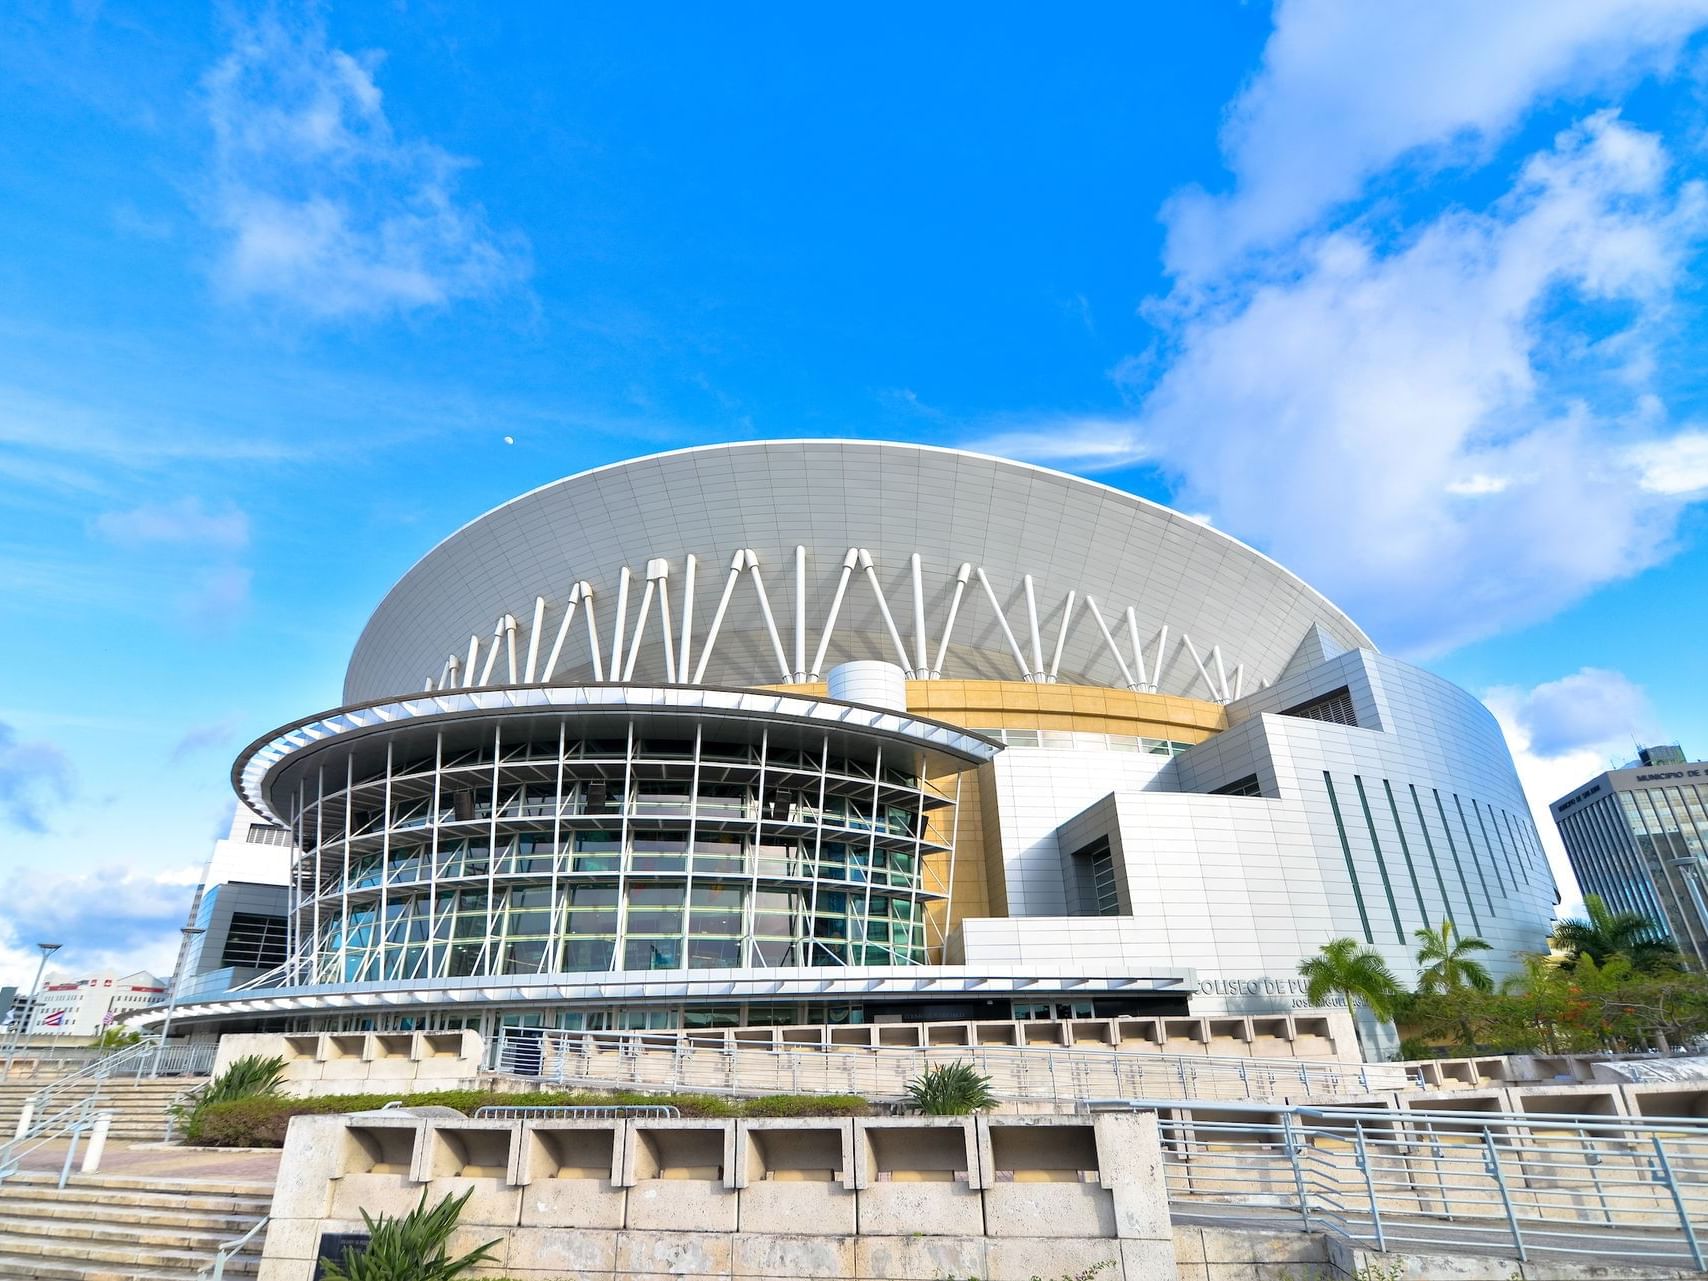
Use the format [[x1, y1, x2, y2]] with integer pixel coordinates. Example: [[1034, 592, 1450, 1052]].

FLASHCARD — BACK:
[[147, 927, 205, 1079]]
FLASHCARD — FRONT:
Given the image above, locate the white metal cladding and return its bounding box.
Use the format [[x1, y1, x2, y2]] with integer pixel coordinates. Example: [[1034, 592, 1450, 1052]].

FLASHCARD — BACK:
[[235, 683, 999, 823], [343, 441, 1374, 703]]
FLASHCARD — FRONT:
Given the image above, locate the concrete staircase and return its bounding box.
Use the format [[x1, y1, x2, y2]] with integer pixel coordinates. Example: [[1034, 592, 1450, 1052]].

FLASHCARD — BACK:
[[0, 1079, 206, 1143], [0, 1171, 271, 1279]]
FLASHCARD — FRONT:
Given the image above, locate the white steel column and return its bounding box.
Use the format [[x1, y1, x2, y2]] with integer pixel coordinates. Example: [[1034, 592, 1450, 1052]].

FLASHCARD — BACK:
[[677, 553, 697, 682], [545, 721, 564, 974], [858, 550, 913, 673], [541, 583, 589, 682], [1022, 575, 1045, 679], [974, 568, 1031, 680], [1181, 634, 1218, 701], [524, 596, 546, 682], [483, 724, 501, 974], [1149, 624, 1169, 694], [623, 574, 657, 680], [910, 553, 928, 677], [809, 549, 858, 680], [582, 584, 604, 681], [745, 552, 792, 682], [930, 562, 972, 679], [609, 566, 632, 680], [653, 560, 677, 682], [794, 545, 807, 682], [378, 741, 393, 980], [691, 552, 745, 684], [1047, 590, 1077, 682], [478, 619, 505, 686], [1084, 596, 1136, 689], [426, 730, 443, 981]]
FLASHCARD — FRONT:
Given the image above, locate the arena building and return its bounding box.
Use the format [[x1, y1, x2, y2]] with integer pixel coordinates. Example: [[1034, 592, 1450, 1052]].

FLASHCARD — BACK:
[[150, 441, 1557, 1043]]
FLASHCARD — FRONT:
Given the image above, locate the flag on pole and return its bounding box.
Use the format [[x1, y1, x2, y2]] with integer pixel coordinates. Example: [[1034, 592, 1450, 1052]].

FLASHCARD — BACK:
[[42, 1009, 66, 1028]]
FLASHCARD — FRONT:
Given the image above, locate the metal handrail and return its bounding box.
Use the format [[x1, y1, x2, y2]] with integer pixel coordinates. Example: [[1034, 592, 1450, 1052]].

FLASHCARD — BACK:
[[1089, 1095, 1708, 1269], [493, 1026, 1418, 1104], [202, 1213, 270, 1281]]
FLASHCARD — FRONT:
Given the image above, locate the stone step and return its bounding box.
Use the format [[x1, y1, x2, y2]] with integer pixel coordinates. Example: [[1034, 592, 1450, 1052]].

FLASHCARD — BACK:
[[0, 1231, 260, 1274], [0, 1195, 265, 1232], [0, 1210, 259, 1253], [0, 1185, 273, 1217], [0, 1248, 260, 1281]]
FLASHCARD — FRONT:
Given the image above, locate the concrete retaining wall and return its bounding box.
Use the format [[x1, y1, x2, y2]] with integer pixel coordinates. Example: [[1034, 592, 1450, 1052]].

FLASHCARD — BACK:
[[258, 1111, 1177, 1281]]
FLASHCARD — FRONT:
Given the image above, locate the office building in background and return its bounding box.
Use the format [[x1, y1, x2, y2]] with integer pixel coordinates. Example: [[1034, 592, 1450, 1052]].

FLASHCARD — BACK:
[[1551, 745, 1708, 966]]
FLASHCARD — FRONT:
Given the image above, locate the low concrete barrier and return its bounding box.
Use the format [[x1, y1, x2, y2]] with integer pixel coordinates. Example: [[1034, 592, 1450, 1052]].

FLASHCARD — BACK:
[[258, 1110, 1177, 1280]]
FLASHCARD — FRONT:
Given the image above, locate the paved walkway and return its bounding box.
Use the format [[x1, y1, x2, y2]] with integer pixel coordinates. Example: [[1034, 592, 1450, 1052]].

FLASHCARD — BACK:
[[12, 1139, 280, 1185]]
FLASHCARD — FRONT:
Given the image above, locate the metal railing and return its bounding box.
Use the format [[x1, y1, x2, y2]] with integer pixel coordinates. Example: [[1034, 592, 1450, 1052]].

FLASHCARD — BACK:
[[493, 1027, 1419, 1104], [1087, 1096, 1708, 1269], [202, 1213, 270, 1281], [473, 1104, 681, 1120]]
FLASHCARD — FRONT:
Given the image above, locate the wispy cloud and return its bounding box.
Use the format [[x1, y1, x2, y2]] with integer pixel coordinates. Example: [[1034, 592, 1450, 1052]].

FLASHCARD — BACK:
[[168, 719, 237, 765], [0, 722, 73, 834], [201, 10, 531, 319], [964, 416, 1149, 472], [94, 497, 249, 551]]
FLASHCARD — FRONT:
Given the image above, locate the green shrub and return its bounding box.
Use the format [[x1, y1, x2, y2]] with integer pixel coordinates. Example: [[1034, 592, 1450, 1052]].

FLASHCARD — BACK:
[[905, 1061, 996, 1115], [319, 1187, 499, 1281], [176, 1054, 289, 1142], [183, 1087, 871, 1147]]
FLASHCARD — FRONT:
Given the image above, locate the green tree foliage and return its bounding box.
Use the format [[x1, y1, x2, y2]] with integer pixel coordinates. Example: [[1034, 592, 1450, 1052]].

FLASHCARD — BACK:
[[1551, 894, 1681, 974], [1402, 952, 1708, 1057], [320, 1188, 499, 1281], [1412, 919, 1493, 996], [1298, 938, 1404, 1055], [905, 1061, 996, 1115]]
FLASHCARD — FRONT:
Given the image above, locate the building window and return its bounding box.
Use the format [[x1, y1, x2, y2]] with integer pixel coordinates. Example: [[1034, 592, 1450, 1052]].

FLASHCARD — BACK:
[[1282, 687, 1357, 727], [1210, 774, 1262, 797], [220, 913, 288, 968]]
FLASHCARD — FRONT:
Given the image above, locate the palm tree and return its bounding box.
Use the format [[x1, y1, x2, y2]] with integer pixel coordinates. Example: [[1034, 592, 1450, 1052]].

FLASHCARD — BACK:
[[1298, 938, 1404, 1058], [1413, 919, 1494, 996], [1552, 894, 1681, 974]]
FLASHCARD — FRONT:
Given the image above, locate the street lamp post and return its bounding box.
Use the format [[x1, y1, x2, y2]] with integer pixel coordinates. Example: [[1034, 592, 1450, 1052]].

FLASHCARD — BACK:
[[148, 927, 206, 1079], [2, 942, 63, 1081]]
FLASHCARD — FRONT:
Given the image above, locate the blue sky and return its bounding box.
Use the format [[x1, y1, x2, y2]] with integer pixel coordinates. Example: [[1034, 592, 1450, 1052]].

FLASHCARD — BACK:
[[4, 1, 1708, 986]]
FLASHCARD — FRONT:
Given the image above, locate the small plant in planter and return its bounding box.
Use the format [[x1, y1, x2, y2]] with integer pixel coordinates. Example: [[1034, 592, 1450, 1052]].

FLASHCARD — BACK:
[[905, 1061, 996, 1115], [320, 1187, 500, 1281]]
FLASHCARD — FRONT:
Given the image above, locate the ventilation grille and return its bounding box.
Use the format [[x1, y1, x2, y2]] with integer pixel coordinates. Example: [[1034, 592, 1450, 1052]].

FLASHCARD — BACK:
[[1281, 686, 1357, 728]]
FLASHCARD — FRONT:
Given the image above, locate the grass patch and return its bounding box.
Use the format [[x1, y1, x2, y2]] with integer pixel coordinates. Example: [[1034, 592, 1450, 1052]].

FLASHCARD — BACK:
[[182, 1089, 870, 1147]]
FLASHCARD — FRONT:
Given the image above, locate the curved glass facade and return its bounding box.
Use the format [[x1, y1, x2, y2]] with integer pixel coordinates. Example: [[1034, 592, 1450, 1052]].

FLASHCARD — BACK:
[[281, 716, 957, 985]]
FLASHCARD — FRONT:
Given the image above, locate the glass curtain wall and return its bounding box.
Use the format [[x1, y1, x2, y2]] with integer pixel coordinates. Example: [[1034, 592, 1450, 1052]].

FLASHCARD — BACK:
[[280, 718, 953, 985]]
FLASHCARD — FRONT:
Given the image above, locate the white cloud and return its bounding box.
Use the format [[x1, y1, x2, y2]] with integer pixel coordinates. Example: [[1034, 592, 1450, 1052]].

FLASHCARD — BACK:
[[964, 417, 1149, 472], [0, 864, 199, 990], [1165, 0, 1708, 280], [1627, 427, 1708, 495], [1122, 112, 1708, 656], [1484, 667, 1660, 917], [1493, 666, 1655, 757], [93, 497, 249, 551], [0, 722, 72, 834], [202, 11, 530, 319], [1445, 474, 1510, 497]]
